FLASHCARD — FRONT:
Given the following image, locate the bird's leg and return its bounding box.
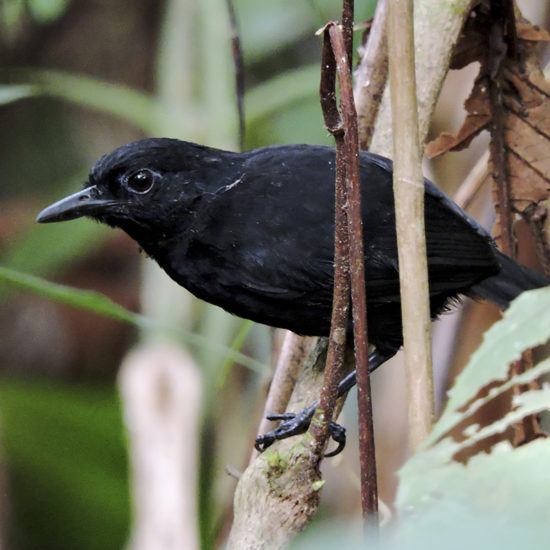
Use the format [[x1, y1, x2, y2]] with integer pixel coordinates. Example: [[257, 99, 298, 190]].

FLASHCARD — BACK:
[[254, 349, 389, 456]]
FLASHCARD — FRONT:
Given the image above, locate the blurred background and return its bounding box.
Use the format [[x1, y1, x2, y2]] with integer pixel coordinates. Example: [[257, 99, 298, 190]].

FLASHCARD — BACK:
[[0, 0, 548, 549]]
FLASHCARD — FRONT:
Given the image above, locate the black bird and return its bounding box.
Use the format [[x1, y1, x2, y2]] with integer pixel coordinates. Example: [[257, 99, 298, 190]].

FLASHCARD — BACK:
[[37, 138, 549, 452]]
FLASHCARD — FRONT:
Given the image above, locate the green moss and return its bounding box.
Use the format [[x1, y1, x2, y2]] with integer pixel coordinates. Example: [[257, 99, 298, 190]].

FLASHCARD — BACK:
[[311, 480, 325, 491]]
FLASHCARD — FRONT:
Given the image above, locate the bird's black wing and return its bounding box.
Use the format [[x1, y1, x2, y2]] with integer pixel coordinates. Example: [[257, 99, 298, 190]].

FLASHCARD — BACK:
[[186, 145, 338, 333], [187, 145, 499, 335]]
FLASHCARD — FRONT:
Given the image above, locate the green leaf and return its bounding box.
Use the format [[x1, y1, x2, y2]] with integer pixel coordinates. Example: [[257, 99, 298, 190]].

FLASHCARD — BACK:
[[0, 265, 147, 325], [8, 69, 174, 134], [397, 439, 550, 548], [0, 84, 38, 105], [0, 266, 265, 373], [394, 287, 550, 548], [426, 286, 550, 446]]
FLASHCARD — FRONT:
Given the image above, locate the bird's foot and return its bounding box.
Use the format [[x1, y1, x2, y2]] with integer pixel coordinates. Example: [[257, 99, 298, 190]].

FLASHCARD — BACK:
[[254, 405, 346, 457], [253, 351, 391, 457]]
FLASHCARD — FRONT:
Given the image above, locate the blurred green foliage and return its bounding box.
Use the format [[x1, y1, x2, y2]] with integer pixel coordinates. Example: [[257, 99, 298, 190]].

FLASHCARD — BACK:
[[1, 0, 71, 29], [0, 376, 129, 550]]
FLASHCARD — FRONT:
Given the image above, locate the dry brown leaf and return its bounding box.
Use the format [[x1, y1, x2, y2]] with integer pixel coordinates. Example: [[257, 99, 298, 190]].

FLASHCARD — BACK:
[[426, 14, 550, 264], [449, 7, 491, 70], [490, 39, 550, 251], [425, 79, 490, 158], [430, 4, 550, 448], [516, 21, 550, 42]]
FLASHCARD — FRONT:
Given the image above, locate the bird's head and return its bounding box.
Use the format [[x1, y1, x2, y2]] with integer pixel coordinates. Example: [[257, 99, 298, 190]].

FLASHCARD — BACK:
[[36, 138, 234, 244]]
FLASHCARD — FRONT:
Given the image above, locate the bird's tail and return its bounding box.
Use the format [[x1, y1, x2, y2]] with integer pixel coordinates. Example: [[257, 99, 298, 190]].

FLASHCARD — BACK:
[[470, 251, 550, 309]]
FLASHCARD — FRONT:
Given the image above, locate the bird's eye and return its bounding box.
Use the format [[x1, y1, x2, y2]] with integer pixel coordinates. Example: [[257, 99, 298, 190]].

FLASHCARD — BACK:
[[125, 169, 157, 194]]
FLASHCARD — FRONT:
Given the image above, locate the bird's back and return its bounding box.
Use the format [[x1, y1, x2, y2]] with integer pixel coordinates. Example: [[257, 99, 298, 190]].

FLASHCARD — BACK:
[[155, 144, 500, 354]]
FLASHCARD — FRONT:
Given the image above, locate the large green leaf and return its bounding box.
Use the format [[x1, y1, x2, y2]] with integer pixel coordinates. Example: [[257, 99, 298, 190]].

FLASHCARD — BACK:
[[394, 287, 550, 547], [426, 287, 550, 445], [395, 438, 550, 549]]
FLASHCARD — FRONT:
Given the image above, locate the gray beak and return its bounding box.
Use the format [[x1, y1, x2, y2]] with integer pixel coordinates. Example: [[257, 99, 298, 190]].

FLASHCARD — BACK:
[[36, 185, 114, 223]]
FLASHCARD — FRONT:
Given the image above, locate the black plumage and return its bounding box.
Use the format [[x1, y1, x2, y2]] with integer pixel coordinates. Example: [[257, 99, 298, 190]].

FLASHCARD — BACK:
[[36, 138, 548, 360], [37, 138, 550, 452]]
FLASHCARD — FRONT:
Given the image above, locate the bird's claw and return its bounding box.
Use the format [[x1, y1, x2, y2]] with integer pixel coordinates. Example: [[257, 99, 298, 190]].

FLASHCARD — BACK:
[[254, 407, 314, 452], [323, 421, 346, 457], [254, 406, 347, 457]]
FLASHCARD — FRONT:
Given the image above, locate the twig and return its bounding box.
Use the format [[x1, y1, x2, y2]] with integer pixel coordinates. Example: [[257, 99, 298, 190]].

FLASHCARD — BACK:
[[388, 0, 434, 452], [351, 0, 392, 522], [488, 0, 514, 258], [316, 13, 378, 522], [353, 0, 389, 150], [312, 23, 351, 454], [225, 0, 245, 151], [330, 17, 377, 522], [341, 0, 354, 64], [453, 149, 490, 210]]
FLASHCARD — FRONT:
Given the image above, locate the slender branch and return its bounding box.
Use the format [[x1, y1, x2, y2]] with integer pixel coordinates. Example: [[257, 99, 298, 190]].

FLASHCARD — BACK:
[[453, 149, 490, 210], [329, 20, 377, 521], [311, 24, 351, 455], [316, 15, 378, 522], [341, 0, 355, 64], [352, 0, 394, 520], [225, 0, 246, 151], [388, 0, 434, 452], [488, 0, 514, 257], [353, 0, 389, 150]]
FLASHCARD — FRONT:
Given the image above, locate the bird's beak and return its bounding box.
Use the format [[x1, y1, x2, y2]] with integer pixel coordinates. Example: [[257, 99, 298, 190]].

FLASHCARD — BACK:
[[36, 185, 114, 223]]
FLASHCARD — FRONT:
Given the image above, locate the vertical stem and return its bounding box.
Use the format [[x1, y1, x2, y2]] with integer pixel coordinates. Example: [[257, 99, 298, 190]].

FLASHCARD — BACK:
[[224, 0, 245, 151], [310, 28, 350, 447], [341, 0, 355, 64], [488, 0, 514, 258], [327, 20, 377, 523], [335, 2, 378, 522], [388, 0, 434, 452], [486, 0, 540, 446], [354, 0, 389, 151], [317, 17, 379, 524]]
